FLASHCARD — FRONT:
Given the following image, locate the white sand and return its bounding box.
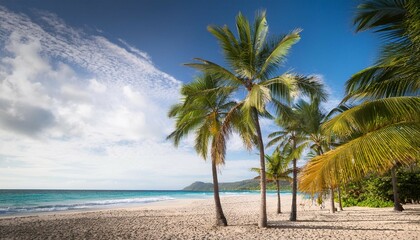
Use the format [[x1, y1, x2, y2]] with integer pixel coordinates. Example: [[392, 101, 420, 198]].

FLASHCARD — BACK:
[[0, 194, 419, 239]]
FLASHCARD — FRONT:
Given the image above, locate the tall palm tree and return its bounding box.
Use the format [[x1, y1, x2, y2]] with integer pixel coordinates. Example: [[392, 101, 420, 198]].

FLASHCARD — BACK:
[[251, 151, 292, 214], [167, 74, 243, 226], [299, 0, 420, 212], [186, 10, 326, 227]]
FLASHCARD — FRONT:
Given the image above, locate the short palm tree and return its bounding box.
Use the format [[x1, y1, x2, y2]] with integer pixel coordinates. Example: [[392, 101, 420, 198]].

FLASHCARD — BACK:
[[299, 0, 420, 212], [186, 10, 326, 227], [167, 74, 242, 226], [251, 151, 292, 214], [268, 99, 331, 219]]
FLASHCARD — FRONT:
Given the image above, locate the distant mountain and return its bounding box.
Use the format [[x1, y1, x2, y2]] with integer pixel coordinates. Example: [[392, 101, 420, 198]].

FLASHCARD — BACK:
[[183, 179, 291, 191], [183, 181, 214, 191]]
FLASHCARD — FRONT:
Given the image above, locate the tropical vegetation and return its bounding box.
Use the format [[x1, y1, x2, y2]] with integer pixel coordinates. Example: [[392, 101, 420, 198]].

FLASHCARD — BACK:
[[299, 0, 419, 212], [341, 164, 420, 207]]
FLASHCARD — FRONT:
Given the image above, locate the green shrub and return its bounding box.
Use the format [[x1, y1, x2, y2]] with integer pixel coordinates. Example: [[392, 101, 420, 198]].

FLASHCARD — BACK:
[[398, 168, 420, 203], [341, 165, 419, 208]]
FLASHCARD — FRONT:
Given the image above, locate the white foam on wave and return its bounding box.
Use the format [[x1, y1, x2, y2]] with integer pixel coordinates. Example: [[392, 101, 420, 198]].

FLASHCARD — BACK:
[[87, 196, 174, 205], [0, 196, 175, 215]]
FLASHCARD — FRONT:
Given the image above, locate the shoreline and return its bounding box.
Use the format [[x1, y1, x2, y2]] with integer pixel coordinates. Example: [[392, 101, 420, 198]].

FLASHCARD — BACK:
[[0, 195, 419, 239], [0, 197, 207, 219]]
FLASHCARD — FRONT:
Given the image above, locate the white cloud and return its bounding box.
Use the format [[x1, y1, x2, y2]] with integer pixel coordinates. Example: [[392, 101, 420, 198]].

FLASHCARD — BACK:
[[118, 38, 152, 63], [89, 79, 107, 93], [226, 133, 246, 152], [0, 6, 213, 189]]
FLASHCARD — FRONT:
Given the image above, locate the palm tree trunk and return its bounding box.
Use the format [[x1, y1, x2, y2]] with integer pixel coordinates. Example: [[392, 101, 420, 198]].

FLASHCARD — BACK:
[[211, 159, 227, 226], [253, 108, 267, 228], [276, 180, 281, 214], [290, 158, 297, 221], [330, 186, 336, 213], [337, 186, 343, 211], [391, 166, 403, 212]]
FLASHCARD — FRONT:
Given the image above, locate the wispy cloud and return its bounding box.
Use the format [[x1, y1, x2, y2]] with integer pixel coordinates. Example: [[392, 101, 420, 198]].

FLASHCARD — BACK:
[[0, 6, 219, 189], [0, 6, 180, 100]]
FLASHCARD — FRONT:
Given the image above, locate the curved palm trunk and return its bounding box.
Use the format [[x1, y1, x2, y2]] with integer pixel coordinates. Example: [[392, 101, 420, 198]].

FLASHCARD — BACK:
[[391, 166, 404, 212], [330, 186, 336, 213], [337, 186, 343, 211], [276, 180, 281, 214], [290, 158, 297, 221], [211, 159, 227, 226], [253, 108, 267, 228]]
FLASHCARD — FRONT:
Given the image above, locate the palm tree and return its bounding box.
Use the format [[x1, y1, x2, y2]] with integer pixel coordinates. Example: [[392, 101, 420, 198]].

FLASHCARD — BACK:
[[167, 74, 243, 226], [267, 105, 308, 221], [186, 10, 326, 227], [251, 151, 292, 214], [267, 99, 332, 219], [299, 0, 420, 212]]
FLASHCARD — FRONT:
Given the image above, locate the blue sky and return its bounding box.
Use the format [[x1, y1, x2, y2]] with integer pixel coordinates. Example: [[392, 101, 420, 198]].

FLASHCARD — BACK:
[[0, 1, 379, 189]]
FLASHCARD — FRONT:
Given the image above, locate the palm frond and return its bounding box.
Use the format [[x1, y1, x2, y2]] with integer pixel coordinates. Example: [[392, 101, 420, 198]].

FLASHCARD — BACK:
[[270, 99, 294, 119], [344, 65, 419, 101], [194, 120, 211, 160], [299, 122, 420, 193], [252, 10, 268, 55], [207, 25, 240, 66], [294, 75, 328, 102], [323, 96, 420, 137], [285, 142, 309, 163], [266, 135, 287, 149], [168, 103, 184, 118], [236, 12, 252, 48], [221, 101, 255, 151], [258, 29, 301, 78], [261, 74, 294, 103], [267, 130, 288, 138], [185, 58, 242, 86], [326, 103, 353, 119], [354, 0, 406, 38], [243, 84, 272, 113]]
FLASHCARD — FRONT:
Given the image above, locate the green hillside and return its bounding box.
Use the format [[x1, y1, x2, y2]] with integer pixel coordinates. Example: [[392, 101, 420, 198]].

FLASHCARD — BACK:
[[183, 179, 291, 191]]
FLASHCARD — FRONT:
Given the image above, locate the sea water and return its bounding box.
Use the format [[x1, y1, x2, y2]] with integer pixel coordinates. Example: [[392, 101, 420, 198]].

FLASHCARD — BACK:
[[0, 189, 291, 216]]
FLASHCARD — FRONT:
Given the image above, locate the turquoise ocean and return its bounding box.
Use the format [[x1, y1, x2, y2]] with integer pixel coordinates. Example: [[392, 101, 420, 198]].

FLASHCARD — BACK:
[[0, 190, 291, 216]]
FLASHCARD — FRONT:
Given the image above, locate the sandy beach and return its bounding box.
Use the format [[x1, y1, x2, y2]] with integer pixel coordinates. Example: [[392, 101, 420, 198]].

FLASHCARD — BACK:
[[0, 195, 419, 239]]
